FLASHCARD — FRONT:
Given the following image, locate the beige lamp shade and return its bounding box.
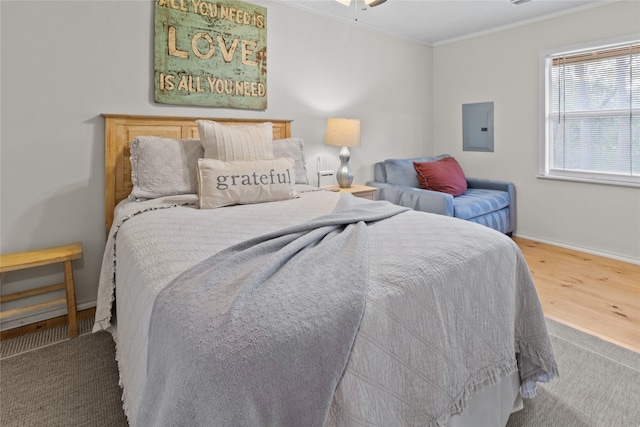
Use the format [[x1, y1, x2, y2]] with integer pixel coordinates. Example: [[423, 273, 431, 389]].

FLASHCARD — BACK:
[[325, 118, 360, 148]]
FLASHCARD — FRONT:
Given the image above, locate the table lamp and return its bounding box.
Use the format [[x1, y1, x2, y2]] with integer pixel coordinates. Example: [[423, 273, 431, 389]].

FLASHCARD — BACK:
[[325, 118, 360, 188]]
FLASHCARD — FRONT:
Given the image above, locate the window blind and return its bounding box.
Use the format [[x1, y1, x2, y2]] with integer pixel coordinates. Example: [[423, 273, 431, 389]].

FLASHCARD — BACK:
[[548, 42, 639, 181]]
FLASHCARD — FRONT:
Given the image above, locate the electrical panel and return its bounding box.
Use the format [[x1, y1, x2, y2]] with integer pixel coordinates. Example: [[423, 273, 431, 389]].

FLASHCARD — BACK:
[[462, 102, 494, 152]]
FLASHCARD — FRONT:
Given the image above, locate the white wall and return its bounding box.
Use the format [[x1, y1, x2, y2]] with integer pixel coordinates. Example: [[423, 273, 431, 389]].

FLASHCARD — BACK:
[[433, 1, 640, 262], [0, 0, 432, 328]]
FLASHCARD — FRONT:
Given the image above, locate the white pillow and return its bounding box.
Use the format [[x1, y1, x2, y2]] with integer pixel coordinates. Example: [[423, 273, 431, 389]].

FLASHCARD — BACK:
[[272, 138, 309, 185], [129, 136, 203, 200], [197, 158, 299, 209], [196, 120, 274, 161]]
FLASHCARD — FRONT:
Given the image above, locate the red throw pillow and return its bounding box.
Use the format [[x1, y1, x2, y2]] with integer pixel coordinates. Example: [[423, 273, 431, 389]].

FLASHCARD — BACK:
[[413, 157, 467, 196]]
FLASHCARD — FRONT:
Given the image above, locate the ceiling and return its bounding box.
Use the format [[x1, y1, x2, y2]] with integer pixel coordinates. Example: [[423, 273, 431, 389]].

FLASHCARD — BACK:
[[277, 0, 618, 46]]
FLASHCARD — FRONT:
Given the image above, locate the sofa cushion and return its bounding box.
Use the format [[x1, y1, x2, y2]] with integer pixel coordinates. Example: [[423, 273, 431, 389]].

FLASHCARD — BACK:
[[373, 162, 387, 182], [414, 157, 467, 196], [384, 154, 450, 187], [453, 189, 510, 220]]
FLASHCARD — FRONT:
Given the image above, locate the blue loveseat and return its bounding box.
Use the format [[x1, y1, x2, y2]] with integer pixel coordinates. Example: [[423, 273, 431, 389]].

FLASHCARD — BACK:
[[366, 155, 516, 235]]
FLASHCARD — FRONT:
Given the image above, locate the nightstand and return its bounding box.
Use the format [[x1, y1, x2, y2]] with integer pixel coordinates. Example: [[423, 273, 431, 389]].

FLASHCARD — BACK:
[[326, 184, 378, 200]]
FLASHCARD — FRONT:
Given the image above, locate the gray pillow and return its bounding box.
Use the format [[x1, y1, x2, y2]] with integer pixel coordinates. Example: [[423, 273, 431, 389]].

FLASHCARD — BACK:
[[272, 138, 309, 185], [129, 136, 203, 200]]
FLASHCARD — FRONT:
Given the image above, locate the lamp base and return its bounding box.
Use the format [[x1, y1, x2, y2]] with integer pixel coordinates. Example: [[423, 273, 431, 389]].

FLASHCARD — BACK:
[[336, 146, 354, 188]]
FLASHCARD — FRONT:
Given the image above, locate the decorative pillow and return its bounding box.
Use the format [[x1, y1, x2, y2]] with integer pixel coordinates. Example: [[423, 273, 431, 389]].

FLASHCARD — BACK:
[[197, 158, 299, 209], [196, 120, 274, 161], [413, 157, 468, 196], [272, 138, 309, 185], [129, 136, 203, 201]]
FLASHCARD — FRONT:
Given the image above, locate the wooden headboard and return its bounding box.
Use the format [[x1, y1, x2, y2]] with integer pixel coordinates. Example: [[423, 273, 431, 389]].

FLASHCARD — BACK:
[[103, 114, 292, 231]]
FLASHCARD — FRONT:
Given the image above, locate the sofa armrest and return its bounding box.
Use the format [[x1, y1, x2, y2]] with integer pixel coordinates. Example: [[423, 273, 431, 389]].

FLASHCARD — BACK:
[[366, 181, 454, 216], [466, 178, 516, 233], [466, 177, 512, 192]]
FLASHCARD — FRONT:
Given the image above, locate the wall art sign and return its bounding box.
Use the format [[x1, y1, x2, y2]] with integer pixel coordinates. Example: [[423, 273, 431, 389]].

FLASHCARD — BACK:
[[154, 0, 267, 110]]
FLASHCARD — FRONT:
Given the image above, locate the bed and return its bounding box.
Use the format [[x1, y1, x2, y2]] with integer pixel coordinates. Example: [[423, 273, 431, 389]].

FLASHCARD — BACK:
[[94, 114, 557, 427]]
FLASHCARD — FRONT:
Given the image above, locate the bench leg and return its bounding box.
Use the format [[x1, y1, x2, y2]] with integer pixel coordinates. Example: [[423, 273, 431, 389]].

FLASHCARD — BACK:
[[63, 260, 78, 338]]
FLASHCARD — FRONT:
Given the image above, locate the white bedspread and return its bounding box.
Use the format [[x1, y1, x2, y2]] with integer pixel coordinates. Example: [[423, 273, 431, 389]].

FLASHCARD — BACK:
[[94, 189, 557, 427]]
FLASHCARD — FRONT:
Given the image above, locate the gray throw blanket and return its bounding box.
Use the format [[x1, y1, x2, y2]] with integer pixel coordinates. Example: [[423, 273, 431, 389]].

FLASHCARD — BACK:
[[137, 195, 409, 427]]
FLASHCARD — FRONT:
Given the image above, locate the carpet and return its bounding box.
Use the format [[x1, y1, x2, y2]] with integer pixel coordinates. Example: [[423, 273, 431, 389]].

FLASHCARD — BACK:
[[1, 319, 638, 427], [0, 317, 95, 359], [1, 328, 127, 427], [506, 320, 640, 427]]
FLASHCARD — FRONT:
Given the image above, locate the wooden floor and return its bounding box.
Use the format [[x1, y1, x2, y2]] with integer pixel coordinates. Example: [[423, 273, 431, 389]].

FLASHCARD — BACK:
[[513, 237, 640, 353]]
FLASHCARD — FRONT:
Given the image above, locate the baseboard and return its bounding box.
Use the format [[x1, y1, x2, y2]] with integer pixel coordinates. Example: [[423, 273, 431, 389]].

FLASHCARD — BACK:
[[514, 233, 640, 265], [0, 307, 96, 340], [1, 300, 96, 333]]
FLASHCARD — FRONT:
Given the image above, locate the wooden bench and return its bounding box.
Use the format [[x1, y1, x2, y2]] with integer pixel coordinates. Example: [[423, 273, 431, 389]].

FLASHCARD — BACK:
[[0, 243, 83, 338]]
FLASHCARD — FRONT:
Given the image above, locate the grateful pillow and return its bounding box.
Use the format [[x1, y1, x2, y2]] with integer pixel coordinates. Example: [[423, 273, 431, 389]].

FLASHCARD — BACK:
[[197, 158, 299, 209], [197, 120, 274, 161], [129, 136, 203, 201], [413, 157, 467, 196], [272, 138, 309, 185]]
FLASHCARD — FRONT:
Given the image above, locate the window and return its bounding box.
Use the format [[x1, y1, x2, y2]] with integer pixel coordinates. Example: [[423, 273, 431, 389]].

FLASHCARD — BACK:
[[540, 37, 639, 186]]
